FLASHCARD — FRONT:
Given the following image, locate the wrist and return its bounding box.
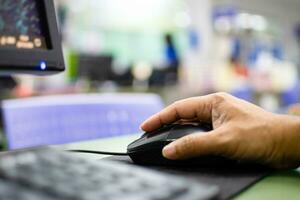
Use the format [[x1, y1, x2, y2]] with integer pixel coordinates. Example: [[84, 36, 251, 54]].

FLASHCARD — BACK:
[[274, 114, 300, 168]]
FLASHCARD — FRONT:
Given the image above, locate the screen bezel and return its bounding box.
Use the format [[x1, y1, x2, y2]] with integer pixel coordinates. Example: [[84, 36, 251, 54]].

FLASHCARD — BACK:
[[0, 0, 65, 75]]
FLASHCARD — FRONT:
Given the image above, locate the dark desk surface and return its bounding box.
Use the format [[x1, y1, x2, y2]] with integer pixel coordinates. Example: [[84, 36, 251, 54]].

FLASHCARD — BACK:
[[62, 135, 300, 200]]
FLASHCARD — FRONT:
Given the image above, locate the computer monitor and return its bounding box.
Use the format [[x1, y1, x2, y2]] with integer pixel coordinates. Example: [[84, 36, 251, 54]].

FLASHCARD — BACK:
[[0, 0, 65, 75]]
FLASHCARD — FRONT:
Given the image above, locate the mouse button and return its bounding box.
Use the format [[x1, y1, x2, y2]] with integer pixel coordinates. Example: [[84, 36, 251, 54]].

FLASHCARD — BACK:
[[128, 141, 165, 153], [146, 125, 173, 136], [167, 125, 208, 140], [144, 132, 169, 143], [127, 138, 145, 150], [127, 132, 169, 150], [143, 126, 172, 139], [166, 128, 193, 140], [138, 124, 172, 139]]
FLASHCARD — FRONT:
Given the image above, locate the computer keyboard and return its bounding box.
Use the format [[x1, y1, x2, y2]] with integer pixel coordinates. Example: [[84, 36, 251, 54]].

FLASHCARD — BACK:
[[0, 148, 219, 200]]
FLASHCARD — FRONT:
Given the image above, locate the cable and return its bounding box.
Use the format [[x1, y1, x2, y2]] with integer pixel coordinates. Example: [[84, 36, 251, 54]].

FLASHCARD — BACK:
[[68, 150, 128, 156]]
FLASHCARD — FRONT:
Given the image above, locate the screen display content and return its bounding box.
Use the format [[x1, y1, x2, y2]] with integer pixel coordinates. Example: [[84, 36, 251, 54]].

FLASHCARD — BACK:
[[0, 0, 48, 49]]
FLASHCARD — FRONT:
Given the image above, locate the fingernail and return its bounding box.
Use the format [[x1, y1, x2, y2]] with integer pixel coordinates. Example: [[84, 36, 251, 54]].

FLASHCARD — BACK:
[[163, 144, 177, 159], [139, 125, 144, 130], [139, 123, 147, 130]]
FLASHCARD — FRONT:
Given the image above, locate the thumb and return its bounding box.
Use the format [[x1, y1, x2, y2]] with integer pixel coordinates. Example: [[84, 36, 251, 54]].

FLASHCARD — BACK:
[[162, 128, 228, 160]]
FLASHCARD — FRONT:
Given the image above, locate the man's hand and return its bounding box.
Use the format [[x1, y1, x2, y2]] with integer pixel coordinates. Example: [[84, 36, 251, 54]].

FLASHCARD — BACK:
[[141, 93, 300, 169]]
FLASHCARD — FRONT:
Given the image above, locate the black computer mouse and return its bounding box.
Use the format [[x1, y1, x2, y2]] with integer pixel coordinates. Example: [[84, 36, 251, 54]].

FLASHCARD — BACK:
[[127, 123, 237, 167]]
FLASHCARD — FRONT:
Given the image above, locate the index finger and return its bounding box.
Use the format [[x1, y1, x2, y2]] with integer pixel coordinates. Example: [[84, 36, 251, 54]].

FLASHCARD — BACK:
[[141, 95, 214, 132]]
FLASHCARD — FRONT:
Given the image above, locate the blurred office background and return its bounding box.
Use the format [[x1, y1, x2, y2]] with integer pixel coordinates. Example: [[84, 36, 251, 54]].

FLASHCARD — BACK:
[[2, 0, 300, 112]]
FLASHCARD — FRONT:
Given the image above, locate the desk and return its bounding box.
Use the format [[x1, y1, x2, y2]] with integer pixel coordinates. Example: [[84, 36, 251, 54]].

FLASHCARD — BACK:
[[62, 135, 300, 200]]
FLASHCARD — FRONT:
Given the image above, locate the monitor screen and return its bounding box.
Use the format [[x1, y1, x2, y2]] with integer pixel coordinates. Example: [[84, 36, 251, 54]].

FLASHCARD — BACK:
[[0, 0, 64, 74], [0, 0, 49, 50]]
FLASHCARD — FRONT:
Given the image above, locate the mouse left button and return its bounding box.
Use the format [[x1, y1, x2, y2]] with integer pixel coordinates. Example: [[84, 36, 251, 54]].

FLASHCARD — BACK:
[[128, 130, 170, 151], [167, 124, 212, 140]]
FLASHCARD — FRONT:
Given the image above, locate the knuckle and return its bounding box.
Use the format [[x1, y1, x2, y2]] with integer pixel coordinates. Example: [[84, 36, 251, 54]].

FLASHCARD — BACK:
[[172, 100, 184, 108], [216, 92, 230, 98], [213, 92, 230, 104]]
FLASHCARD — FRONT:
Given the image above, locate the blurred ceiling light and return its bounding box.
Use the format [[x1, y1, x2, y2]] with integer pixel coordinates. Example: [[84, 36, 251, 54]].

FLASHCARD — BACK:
[[251, 15, 267, 32], [174, 12, 191, 28], [235, 13, 268, 32], [235, 13, 252, 30], [214, 16, 232, 34]]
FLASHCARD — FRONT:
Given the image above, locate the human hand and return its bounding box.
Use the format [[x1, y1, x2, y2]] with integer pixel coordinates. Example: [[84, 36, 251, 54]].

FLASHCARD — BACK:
[[141, 93, 300, 169]]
